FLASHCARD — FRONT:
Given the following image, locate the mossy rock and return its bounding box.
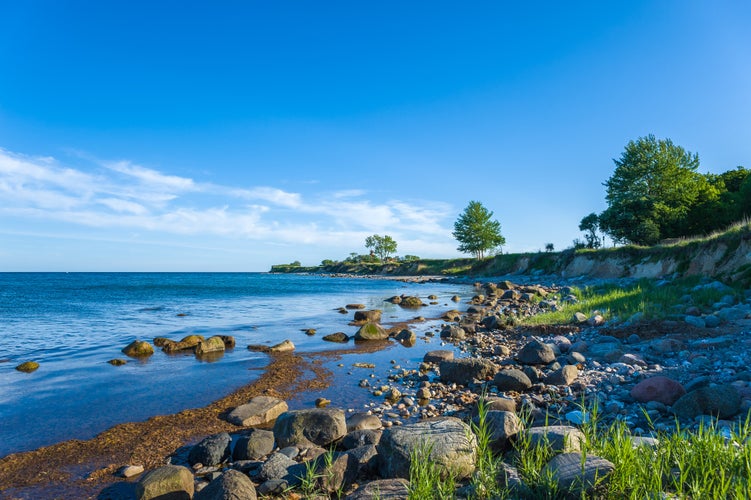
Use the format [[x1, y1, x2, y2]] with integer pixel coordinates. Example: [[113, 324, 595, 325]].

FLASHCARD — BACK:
[[399, 296, 425, 308], [195, 336, 225, 356], [108, 358, 128, 366], [122, 340, 155, 358], [354, 322, 389, 341], [179, 334, 204, 346], [153, 337, 171, 347], [323, 332, 349, 343], [16, 361, 39, 373]]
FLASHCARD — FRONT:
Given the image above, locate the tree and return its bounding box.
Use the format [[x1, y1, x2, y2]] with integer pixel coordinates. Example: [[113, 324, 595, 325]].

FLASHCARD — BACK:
[[599, 135, 703, 245], [578, 213, 602, 249], [545, 243, 555, 253], [452, 201, 506, 259], [364, 234, 397, 261]]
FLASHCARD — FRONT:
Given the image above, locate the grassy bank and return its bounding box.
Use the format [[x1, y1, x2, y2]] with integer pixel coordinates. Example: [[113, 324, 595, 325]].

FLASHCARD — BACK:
[[271, 221, 751, 286]]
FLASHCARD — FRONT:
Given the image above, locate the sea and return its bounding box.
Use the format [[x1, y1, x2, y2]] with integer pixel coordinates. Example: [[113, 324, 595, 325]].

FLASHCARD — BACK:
[[0, 272, 473, 457]]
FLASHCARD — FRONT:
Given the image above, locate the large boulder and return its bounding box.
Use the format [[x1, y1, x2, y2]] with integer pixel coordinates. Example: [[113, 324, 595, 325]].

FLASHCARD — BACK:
[[423, 350, 454, 364], [475, 410, 522, 452], [516, 340, 555, 365], [377, 417, 477, 480], [233, 429, 275, 461], [188, 432, 231, 466], [195, 469, 257, 500], [493, 369, 532, 392], [354, 323, 389, 341], [354, 309, 382, 323], [122, 340, 154, 358], [439, 358, 498, 385], [273, 408, 347, 448], [630, 376, 686, 406], [542, 453, 615, 497], [671, 384, 742, 420], [526, 425, 585, 453], [225, 396, 288, 427], [136, 465, 194, 500], [195, 336, 225, 356], [398, 296, 425, 308]]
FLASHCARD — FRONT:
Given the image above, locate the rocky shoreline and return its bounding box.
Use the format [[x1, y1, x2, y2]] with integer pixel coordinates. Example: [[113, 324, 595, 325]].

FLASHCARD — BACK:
[[3, 278, 751, 499]]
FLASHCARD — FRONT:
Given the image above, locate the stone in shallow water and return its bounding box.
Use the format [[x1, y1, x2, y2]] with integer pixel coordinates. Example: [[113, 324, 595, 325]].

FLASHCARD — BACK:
[[225, 396, 288, 427]]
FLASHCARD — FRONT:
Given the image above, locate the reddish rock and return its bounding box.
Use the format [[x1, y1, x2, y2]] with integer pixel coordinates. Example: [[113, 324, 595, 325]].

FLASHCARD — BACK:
[[630, 376, 686, 406]]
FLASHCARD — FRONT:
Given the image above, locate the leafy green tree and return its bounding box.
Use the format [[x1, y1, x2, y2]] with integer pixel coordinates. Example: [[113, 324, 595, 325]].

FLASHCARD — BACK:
[[599, 135, 703, 245], [453, 201, 506, 259], [544, 243, 554, 252], [364, 234, 398, 261], [578, 212, 602, 249]]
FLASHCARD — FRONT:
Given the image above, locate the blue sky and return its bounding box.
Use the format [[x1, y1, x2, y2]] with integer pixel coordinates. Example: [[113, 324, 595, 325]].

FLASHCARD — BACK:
[[1, 1, 750, 271]]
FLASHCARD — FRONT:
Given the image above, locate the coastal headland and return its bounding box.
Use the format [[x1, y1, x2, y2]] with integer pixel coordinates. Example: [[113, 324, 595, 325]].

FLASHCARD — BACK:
[[2, 228, 751, 499]]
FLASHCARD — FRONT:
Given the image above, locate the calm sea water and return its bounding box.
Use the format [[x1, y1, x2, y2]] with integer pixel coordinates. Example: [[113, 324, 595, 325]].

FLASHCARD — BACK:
[[0, 272, 471, 457]]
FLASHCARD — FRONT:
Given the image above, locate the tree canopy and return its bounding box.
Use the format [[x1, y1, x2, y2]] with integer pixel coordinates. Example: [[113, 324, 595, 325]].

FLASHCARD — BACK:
[[453, 201, 505, 259], [596, 135, 750, 246], [364, 234, 397, 260]]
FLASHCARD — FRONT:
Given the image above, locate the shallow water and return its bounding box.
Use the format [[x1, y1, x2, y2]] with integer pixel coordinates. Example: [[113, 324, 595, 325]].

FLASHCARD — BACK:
[[0, 272, 472, 457]]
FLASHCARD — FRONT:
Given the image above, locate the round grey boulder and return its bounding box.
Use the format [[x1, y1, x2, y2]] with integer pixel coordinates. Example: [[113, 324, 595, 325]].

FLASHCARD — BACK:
[[377, 417, 477, 480], [136, 465, 194, 500], [194, 469, 257, 500], [493, 368, 532, 392], [188, 432, 231, 466], [517, 340, 556, 365], [273, 408, 347, 448]]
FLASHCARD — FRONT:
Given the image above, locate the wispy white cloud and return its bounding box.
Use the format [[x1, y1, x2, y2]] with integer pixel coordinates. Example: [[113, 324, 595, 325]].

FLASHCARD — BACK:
[[0, 147, 457, 254]]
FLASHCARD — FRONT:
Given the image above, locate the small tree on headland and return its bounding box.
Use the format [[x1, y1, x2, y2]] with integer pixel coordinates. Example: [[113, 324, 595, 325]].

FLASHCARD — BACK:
[[579, 212, 602, 249], [364, 234, 397, 261], [453, 201, 506, 259], [545, 243, 555, 253]]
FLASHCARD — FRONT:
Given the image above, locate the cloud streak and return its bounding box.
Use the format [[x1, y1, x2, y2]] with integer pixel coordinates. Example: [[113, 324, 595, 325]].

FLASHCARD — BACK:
[[0, 147, 456, 253]]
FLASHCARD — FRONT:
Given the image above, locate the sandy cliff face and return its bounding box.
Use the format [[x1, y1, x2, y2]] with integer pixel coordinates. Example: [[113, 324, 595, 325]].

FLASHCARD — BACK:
[[559, 237, 751, 281]]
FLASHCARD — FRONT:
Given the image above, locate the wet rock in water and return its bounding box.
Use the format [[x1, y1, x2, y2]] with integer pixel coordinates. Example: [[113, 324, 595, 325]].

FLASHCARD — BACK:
[[442, 309, 462, 321], [493, 368, 532, 392], [398, 296, 425, 308], [337, 307, 348, 314], [108, 358, 128, 366], [354, 322, 389, 341], [195, 336, 225, 356], [188, 432, 231, 467], [116, 464, 144, 478], [269, 339, 295, 352], [630, 376, 686, 406], [225, 396, 289, 427], [323, 332, 349, 343], [451, 295, 461, 302], [122, 340, 154, 358], [315, 397, 331, 408], [180, 334, 204, 346], [424, 350, 454, 364], [15, 361, 40, 372], [153, 337, 171, 347], [377, 417, 477, 480], [233, 429, 275, 461], [394, 329, 416, 347], [346, 304, 366, 310], [542, 453, 614, 497], [545, 365, 579, 386], [136, 465, 194, 500], [345, 479, 409, 500], [195, 469, 257, 500], [219, 335, 236, 348], [354, 309, 382, 323], [516, 340, 555, 365], [440, 358, 498, 385], [273, 408, 347, 448], [386, 295, 402, 304], [347, 413, 383, 432], [526, 425, 585, 453], [440, 325, 466, 340], [672, 384, 742, 420]]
